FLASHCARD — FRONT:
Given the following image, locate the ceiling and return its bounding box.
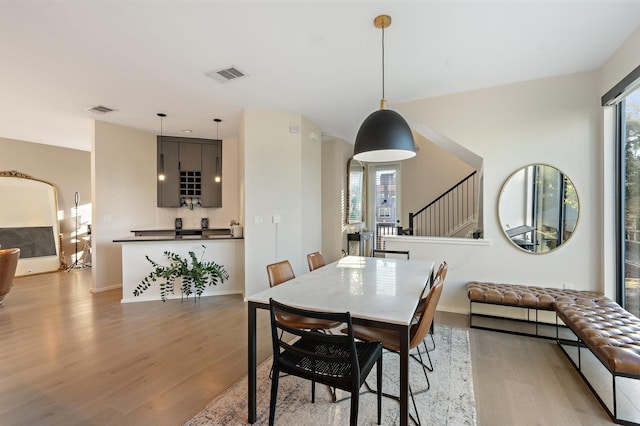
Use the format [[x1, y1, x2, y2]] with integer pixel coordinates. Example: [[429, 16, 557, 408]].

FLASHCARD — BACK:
[[1, 0, 640, 152]]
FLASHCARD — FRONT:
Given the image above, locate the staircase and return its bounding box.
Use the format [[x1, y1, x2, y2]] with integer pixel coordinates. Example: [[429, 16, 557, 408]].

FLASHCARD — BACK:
[[408, 171, 479, 237]]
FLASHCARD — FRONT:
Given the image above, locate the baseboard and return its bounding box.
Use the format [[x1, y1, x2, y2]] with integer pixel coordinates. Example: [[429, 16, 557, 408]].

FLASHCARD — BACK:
[[121, 289, 243, 304], [90, 283, 122, 293]]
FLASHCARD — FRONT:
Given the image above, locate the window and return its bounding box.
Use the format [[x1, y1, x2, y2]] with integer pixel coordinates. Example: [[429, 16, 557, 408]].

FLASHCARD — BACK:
[[617, 86, 640, 316]]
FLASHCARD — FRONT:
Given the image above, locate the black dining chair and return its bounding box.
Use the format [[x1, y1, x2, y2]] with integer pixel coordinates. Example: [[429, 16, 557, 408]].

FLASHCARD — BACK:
[[372, 249, 410, 259], [268, 298, 383, 426]]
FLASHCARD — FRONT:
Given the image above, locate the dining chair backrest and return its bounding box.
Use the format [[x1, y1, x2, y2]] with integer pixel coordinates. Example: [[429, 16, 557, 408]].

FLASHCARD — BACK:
[[0, 248, 20, 303], [266, 260, 295, 287], [372, 249, 410, 260], [268, 298, 383, 425], [410, 277, 444, 349], [435, 261, 448, 284], [417, 261, 447, 307], [306, 252, 326, 272], [269, 298, 358, 373]]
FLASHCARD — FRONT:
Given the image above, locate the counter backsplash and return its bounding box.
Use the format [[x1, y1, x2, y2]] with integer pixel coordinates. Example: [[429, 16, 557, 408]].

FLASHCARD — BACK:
[[157, 207, 235, 230]]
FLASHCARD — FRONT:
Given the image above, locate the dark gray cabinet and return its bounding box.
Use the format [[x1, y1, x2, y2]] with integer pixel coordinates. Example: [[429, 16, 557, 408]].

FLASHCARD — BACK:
[[179, 142, 202, 171], [157, 136, 222, 208], [157, 138, 180, 207], [201, 142, 222, 207]]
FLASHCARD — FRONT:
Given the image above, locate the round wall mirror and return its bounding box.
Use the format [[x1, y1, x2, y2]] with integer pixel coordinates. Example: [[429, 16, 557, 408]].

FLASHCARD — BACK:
[[498, 164, 579, 254]]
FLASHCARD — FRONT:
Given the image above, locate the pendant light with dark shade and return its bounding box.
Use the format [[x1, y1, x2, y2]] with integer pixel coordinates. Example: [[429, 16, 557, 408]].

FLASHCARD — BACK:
[[353, 15, 416, 162], [213, 118, 222, 183], [157, 113, 167, 181]]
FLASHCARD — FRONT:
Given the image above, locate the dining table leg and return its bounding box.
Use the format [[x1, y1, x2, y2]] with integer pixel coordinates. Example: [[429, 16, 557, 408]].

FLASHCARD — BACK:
[[248, 302, 258, 424], [399, 323, 410, 426]]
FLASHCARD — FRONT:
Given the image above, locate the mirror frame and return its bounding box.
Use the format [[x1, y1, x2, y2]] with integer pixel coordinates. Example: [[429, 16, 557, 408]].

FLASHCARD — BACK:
[[346, 158, 366, 224], [0, 170, 62, 274], [498, 163, 579, 254]]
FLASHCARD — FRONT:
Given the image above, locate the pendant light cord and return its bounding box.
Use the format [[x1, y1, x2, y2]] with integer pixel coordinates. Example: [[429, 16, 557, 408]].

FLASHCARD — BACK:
[[381, 24, 385, 100]]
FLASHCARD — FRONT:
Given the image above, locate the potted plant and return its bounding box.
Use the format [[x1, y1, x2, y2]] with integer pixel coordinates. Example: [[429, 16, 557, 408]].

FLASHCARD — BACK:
[[133, 245, 229, 302]]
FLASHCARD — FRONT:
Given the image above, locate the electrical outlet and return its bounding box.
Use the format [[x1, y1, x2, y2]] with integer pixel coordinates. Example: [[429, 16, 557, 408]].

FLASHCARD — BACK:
[[272, 215, 281, 224], [563, 283, 574, 290], [253, 215, 263, 225]]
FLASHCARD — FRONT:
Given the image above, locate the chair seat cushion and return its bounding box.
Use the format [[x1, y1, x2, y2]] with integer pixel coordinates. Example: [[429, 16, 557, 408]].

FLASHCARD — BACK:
[[278, 338, 382, 392], [276, 312, 341, 330]]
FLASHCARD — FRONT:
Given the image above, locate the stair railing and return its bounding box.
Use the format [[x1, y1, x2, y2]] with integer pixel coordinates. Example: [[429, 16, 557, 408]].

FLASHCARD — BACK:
[[408, 170, 478, 237]]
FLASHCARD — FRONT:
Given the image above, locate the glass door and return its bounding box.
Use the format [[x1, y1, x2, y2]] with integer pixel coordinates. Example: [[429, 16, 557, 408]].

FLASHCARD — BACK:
[[369, 164, 401, 250]]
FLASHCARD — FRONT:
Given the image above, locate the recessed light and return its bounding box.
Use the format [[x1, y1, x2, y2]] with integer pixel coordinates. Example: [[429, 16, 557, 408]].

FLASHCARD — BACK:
[[182, 129, 193, 133]]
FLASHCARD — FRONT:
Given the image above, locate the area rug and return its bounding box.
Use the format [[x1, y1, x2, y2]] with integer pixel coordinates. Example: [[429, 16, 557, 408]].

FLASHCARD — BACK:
[[185, 325, 476, 425]]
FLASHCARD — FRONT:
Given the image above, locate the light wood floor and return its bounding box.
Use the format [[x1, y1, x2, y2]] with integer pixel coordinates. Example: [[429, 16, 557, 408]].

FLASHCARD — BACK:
[[0, 270, 614, 425]]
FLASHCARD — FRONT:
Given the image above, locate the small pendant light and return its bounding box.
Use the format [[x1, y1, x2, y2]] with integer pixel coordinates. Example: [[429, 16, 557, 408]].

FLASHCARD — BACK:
[[213, 118, 222, 183], [353, 15, 416, 162], [158, 113, 167, 181]]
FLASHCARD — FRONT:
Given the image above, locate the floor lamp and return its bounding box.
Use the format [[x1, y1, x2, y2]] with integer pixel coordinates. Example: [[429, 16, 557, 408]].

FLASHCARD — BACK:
[[67, 191, 90, 271]]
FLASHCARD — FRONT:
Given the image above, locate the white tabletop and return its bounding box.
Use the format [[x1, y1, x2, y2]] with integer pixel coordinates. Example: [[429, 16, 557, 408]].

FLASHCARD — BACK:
[[247, 256, 434, 326]]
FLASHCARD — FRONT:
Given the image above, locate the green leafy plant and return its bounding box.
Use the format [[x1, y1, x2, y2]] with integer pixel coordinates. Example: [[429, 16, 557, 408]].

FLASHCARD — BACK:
[[133, 245, 229, 302]]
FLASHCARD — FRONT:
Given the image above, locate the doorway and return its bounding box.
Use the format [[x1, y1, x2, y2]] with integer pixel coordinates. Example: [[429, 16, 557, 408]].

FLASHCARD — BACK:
[[369, 164, 401, 250]]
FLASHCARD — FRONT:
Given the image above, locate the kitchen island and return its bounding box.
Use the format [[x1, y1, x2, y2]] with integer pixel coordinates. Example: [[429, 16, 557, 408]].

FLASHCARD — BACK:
[[113, 233, 244, 303]]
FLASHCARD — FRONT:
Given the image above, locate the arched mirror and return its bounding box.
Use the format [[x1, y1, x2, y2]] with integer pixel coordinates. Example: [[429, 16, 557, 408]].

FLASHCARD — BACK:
[[0, 171, 62, 274], [346, 158, 365, 224], [498, 164, 579, 254]]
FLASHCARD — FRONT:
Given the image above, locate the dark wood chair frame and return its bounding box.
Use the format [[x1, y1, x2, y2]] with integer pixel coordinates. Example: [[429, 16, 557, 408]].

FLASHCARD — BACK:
[[372, 249, 410, 259]]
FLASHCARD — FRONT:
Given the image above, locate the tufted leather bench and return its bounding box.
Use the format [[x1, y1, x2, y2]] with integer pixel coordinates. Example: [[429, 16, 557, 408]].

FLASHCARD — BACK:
[[554, 296, 640, 376], [553, 296, 640, 424], [467, 281, 602, 338], [468, 282, 602, 308]]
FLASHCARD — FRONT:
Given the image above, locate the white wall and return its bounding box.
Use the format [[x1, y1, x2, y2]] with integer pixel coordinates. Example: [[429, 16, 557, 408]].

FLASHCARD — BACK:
[[600, 26, 640, 95], [242, 109, 322, 297], [389, 71, 602, 313], [92, 121, 241, 292], [301, 116, 322, 262], [92, 121, 157, 292]]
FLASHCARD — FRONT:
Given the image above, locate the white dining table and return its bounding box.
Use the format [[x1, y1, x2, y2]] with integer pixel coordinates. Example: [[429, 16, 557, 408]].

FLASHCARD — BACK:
[[246, 255, 435, 426]]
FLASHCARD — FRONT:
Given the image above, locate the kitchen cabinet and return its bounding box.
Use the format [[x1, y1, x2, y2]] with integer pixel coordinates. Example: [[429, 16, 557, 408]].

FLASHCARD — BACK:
[[157, 138, 180, 207], [201, 141, 222, 207], [179, 142, 201, 171], [157, 136, 222, 208]]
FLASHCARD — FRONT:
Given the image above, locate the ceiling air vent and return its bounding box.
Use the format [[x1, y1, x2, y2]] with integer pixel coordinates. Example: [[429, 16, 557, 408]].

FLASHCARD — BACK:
[[85, 105, 116, 114], [205, 66, 246, 83]]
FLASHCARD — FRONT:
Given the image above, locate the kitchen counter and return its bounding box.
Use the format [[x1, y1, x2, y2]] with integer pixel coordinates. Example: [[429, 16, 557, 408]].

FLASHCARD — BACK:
[[112, 235, 242, 243], [113, 227, 242, 243], [130, 228, 232, 237], [114, 234, 244, 303]]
